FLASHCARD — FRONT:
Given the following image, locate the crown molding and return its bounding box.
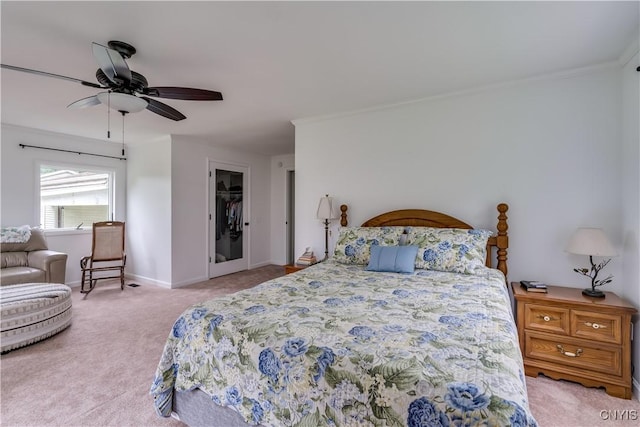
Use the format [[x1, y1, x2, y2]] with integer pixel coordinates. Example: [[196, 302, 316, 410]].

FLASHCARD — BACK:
[[292, 61, 621, 126]]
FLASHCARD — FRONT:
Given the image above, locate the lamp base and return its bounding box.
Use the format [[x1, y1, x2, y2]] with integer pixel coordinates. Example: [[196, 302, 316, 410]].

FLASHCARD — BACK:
[[582, 288, 605, 298]]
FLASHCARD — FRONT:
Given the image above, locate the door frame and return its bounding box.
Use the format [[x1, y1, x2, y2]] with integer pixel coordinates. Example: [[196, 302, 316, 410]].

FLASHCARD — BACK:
[[207, 160, 250, 278], [285, 168, 295, 264]]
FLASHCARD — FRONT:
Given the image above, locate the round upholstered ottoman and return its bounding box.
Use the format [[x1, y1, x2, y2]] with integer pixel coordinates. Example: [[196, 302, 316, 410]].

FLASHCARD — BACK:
[[1, 283, 72, 353]]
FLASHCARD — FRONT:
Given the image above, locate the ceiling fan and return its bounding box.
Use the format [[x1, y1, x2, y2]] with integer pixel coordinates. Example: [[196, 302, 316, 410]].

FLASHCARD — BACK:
[[1, 40, 223, 121]]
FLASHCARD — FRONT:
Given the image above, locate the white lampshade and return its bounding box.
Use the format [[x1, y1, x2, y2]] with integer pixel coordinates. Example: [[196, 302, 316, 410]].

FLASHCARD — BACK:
[[96, 92, 148, 113], [316, 195, 339, 220], [565, 227, 617, 257]]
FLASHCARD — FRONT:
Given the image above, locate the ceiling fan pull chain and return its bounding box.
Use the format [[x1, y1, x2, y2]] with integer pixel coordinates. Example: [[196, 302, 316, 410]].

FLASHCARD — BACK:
[[121, 111, 126, 156], [107, 91, 111, 139]]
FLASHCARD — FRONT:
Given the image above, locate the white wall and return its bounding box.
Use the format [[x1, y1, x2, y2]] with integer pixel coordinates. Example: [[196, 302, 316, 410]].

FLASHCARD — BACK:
[[293, 65, 625, 294], [621, 49, 640, 395], [270, 154, 295, 265], [0, 124, 127, 285], [169, 135, 273, 287], [126, 137, 173, 287]]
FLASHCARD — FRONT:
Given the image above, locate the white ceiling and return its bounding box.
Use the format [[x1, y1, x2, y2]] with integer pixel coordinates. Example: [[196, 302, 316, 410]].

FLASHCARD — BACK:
[[1, 1, 638, 156]]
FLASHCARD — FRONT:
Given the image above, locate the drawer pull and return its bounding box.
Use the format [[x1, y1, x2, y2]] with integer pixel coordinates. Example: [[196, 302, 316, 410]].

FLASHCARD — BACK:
[[537, 314, 555, 322], [585, 322, 606, 330], [556, 344, 583, 358]]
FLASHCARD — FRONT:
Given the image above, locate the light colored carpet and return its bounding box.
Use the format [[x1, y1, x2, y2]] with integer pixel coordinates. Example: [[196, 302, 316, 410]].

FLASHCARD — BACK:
[[1, 265, 638, 427]]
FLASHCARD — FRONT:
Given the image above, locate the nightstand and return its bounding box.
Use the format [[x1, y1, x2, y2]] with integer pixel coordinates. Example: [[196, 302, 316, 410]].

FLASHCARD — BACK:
[[284, 264, 309, 274], [512, 282, 637, 399]]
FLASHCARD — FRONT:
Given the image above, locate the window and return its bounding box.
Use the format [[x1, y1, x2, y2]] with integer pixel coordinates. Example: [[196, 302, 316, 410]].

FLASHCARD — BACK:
[[39, 164, 114, 230]]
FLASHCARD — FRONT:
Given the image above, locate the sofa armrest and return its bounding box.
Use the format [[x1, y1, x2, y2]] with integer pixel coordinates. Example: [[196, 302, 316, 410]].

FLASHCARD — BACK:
[[27, 250, 68, 284]]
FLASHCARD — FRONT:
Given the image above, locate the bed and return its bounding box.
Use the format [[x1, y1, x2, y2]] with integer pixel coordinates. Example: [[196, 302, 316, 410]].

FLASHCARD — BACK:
[[151, 203, 538, 426]]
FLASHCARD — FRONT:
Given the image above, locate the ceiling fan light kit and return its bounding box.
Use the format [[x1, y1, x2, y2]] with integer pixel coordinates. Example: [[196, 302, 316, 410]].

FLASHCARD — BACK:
[[96, 92, 148, 113], [1, 40, 223, 121]]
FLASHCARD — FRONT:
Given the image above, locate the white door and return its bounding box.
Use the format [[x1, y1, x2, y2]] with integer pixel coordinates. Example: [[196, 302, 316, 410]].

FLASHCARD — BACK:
[[208, 162, 249, 278]]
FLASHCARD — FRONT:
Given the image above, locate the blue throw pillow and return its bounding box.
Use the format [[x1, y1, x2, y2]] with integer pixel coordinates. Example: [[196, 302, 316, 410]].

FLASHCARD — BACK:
[[365, 245, 418, 273]]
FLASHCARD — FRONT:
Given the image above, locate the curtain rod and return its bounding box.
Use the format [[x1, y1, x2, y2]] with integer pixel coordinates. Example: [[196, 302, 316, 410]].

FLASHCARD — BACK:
[[18, 143, 126, 161]]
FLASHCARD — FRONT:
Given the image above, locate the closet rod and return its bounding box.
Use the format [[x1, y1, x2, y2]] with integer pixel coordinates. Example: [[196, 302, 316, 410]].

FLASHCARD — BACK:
[[19, 143, 127, 161]]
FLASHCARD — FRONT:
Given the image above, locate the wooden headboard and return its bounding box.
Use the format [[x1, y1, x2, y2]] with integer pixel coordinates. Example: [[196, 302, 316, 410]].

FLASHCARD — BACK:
[[338, 203, 509, 277]]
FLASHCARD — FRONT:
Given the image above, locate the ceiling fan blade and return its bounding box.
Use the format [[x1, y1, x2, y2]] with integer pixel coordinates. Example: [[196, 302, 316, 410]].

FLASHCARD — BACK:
[[92, 42, 131, 86], [67, 95, 101, 109], [140, 97, 186, 121], [145, 87, 223, 101], [1, 64, 103, 88]]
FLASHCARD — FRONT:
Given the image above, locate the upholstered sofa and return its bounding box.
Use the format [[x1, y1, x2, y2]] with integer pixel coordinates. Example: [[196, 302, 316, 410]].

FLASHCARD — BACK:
[[0, 228, 67, 286]]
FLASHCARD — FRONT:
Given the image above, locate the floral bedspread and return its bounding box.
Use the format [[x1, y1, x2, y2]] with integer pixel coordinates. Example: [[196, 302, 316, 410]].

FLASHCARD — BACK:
[[151, 261, 537, 426]]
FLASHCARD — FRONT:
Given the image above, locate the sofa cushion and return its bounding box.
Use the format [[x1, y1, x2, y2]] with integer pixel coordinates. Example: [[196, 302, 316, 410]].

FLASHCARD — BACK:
[[0, 267, 46, 285], [1, 252, 29, 268], [1, 228, 48, 253]]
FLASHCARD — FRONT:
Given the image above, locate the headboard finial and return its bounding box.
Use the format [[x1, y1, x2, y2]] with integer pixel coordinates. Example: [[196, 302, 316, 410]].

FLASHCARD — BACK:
[[496, 203, 509, 278], [340, 205, 348, 226]]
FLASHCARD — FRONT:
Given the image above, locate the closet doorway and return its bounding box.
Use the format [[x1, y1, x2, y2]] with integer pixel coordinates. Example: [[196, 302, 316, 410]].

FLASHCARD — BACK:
[[208, 161, 249, 278]]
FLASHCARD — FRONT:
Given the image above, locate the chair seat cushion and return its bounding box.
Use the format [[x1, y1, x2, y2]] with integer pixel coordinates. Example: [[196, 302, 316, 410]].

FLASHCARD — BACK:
[[0, 283, 72, 352]]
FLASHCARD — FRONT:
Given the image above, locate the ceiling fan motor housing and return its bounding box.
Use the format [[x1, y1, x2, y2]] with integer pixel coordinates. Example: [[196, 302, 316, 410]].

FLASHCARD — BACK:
[[108, 40, 136, 59], [95, 69, 148, 93]]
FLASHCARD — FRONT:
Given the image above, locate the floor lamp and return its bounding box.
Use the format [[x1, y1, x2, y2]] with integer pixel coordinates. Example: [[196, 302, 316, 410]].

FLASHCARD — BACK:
[[317, 194, 339, 261]]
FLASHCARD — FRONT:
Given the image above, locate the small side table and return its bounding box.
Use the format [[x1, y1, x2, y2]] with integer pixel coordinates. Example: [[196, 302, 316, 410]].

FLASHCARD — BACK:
[[512, 282, 637, 399], [284, 264, 309, 275]]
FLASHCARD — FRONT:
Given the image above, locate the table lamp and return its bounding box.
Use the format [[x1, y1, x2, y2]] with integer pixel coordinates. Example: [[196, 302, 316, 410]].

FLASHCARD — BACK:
[[565, 227, 617, 298]]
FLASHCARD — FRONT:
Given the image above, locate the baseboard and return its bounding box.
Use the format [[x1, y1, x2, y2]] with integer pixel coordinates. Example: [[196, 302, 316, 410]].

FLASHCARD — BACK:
[[65, 280, 81, 288], [124, 273, 172, 289], [99, 265, 276, 290], [168, 275, 210, 289], [64, 274, 172, 289], [250, 261, 273, 269]]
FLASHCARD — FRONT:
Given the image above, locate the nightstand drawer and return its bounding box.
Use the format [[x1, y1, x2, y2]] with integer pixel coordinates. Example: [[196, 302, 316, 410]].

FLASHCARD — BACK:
[[524, 304, 569, 335], [525, 332, 621, 376], [571, 310, 621, 344]]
